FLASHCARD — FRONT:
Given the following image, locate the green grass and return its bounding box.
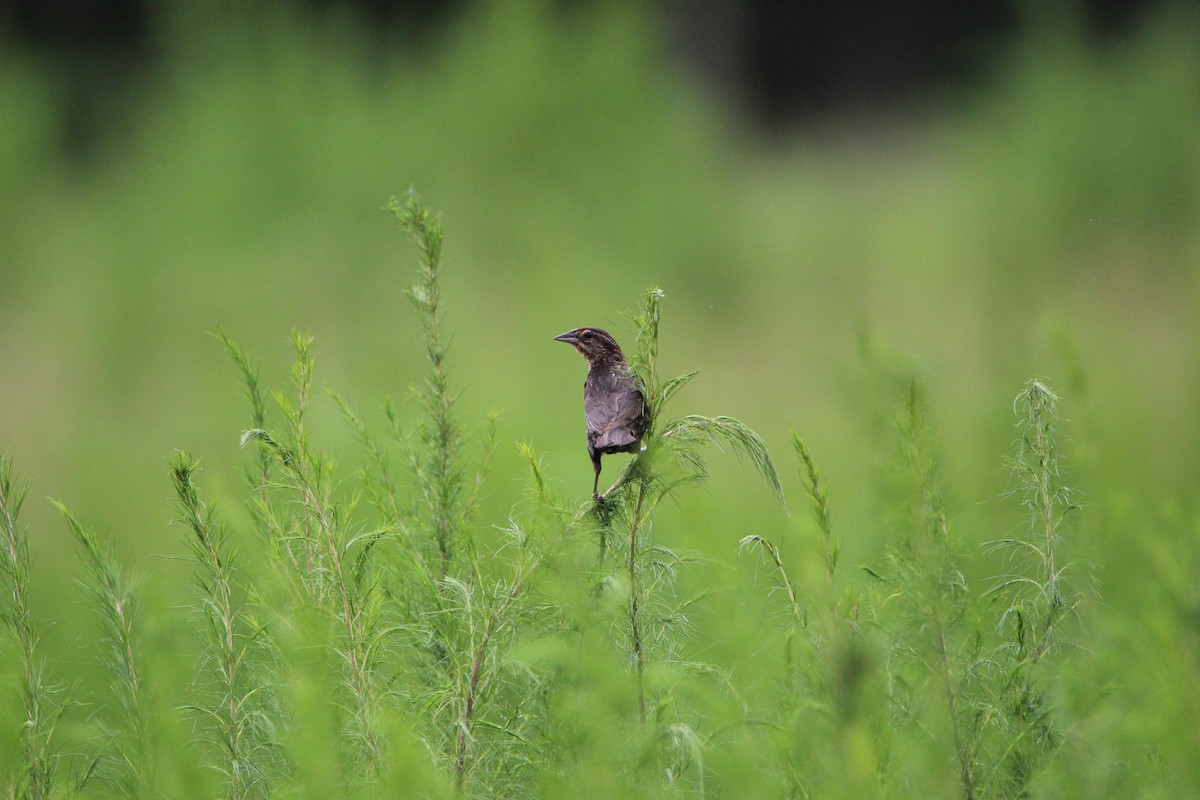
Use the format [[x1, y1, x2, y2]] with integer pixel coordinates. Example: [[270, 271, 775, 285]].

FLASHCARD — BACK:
[[0, 193, 1182, 798], [1, 197, 789, 796], [1, 2, 1198, 797]]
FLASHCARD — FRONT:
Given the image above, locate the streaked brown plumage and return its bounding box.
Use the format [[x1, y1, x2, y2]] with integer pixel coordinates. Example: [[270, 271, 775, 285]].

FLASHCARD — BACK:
[[554, 327, 650, 498]]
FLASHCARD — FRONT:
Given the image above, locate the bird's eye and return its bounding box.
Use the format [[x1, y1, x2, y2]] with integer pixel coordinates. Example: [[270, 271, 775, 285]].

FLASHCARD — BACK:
[[582, 331, 595, 340]]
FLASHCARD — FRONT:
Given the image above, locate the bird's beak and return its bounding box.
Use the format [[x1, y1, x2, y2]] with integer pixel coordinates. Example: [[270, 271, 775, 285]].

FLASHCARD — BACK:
[[554, 331, 580, 345]]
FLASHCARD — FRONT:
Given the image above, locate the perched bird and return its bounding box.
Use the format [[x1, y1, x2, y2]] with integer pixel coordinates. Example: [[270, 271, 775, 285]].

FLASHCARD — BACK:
[[554, 327, 650, 498]]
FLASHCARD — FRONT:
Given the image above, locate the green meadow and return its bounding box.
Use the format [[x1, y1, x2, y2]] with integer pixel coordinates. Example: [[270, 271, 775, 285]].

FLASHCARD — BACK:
[[1, 3, 1198, 797]]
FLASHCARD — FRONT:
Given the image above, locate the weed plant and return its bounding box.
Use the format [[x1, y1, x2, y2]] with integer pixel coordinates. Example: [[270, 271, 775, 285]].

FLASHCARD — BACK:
[[0, 197, 1108, 798], [1, 460, 82, 796], [55, 502, 149, 796]]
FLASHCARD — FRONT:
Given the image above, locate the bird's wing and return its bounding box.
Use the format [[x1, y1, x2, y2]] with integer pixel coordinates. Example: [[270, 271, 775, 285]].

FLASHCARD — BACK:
[[588, 385, 646, 449]]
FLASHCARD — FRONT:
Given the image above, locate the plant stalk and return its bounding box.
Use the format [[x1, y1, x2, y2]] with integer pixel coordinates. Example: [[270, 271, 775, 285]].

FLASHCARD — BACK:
[[628, 478, 649, 724]]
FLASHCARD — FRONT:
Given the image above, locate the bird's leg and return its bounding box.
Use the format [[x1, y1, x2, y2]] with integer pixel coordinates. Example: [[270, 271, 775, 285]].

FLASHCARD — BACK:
[[592, 453, 603, 499]]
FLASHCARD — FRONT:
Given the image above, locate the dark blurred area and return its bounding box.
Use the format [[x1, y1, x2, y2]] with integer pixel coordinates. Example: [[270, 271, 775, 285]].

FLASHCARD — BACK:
[[0, 0, 1154, 155]]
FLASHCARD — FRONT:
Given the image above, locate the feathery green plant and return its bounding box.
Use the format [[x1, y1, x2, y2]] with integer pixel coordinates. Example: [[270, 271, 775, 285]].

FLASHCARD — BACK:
[[55, 501, 151, 797], [739, 433, 879, 799], [795, 433, 837, 591], [388, 192, 474, 583], [171, 451, 276, 798], [215, 329, 273, 491], [585, 286, 785, 792], [374, 193, 540, 795], [210, 194, 518, 794], [241, 343, 393, 775], [0, 457, 77, 798], [874, 378, 982, 800], [738, 430, 830, 724], [990, 379, 1079, 620], [0, 186, 1118, 799], [984, 379, 1082, 794]]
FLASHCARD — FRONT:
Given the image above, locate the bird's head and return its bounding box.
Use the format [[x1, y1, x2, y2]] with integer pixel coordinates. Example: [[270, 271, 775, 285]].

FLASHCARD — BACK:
[[554, 327, 626, 364]]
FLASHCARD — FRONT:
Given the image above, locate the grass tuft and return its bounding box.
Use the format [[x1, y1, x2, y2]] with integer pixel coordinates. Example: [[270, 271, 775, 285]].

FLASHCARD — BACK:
[[0, 201, 1112, 799], [1, 458, 77, 798]]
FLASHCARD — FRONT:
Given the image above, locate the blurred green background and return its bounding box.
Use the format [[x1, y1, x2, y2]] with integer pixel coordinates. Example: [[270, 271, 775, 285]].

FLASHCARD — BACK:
[[1, 0, 1198, 789]]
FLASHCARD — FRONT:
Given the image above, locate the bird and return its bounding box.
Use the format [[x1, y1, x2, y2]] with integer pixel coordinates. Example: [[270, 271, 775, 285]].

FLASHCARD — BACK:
[[554, 327, 650, 499]]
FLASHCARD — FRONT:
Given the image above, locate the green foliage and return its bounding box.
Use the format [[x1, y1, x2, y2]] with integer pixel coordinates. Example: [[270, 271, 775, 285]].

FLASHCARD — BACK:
[[962, 5, 1200, 269], [171, 451, 278, 797], [1, 458, 65, 798], [0, 183, 1194, 798], [732, 371, 1101, 800], [1, 460, 102, 798], [55, 501, 150, 797], [0, 4, 1198, 796]]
